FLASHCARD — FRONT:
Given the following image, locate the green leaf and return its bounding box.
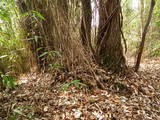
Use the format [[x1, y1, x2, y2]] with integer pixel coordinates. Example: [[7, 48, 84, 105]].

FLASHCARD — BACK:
[[61, 83, 70, 91], [53, 51, 62, 57], [8, 117, 17, 120], [32, 10, 45, 20], [26, 36, 42, 42], [39, 52, 48, 58], [1, 75, 15, 89], [0, 55, 8, 59], [13, 109, 23, 115], [22, 106, 33, 110], [36, 47, 43, 52], [19, 12, 29, 18], [60, 80, 86, 91]]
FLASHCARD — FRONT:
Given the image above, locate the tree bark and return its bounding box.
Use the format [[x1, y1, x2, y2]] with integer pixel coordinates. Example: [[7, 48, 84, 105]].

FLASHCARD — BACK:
[[135, 0, 155, 72], [80, 0, 93, 53], [17, 0, 55, 70], [96, 0, 126, 73]]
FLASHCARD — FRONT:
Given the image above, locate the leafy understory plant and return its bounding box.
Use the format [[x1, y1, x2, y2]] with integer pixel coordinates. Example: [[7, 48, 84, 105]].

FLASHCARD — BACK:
[[1, 74, 16, 90], [49, 62, 66, 72], [61, 80, 86, 91], [39, 50, 62, 59]]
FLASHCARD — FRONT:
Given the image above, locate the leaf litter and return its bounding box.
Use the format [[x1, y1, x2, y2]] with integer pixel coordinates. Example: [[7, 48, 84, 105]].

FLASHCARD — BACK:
[[0, 59, 160, 120]]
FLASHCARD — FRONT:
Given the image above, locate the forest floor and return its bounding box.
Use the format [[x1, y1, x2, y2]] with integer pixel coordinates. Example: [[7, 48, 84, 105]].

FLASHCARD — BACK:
[[0, 58, 160, 120]]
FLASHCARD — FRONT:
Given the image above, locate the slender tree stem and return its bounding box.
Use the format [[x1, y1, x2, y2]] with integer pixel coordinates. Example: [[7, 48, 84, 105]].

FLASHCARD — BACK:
[[135, 0, 155, 72]]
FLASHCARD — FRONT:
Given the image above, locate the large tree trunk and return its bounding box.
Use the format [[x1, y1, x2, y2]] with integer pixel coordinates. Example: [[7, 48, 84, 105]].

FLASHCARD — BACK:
[[17, 0, 55, 70], [96, 0, 126, 72], [80, 0, 93, 53]]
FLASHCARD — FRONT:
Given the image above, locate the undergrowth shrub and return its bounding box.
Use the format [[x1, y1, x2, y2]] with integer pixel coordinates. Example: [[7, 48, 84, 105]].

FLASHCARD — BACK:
[[0, 0, 30, 76]]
